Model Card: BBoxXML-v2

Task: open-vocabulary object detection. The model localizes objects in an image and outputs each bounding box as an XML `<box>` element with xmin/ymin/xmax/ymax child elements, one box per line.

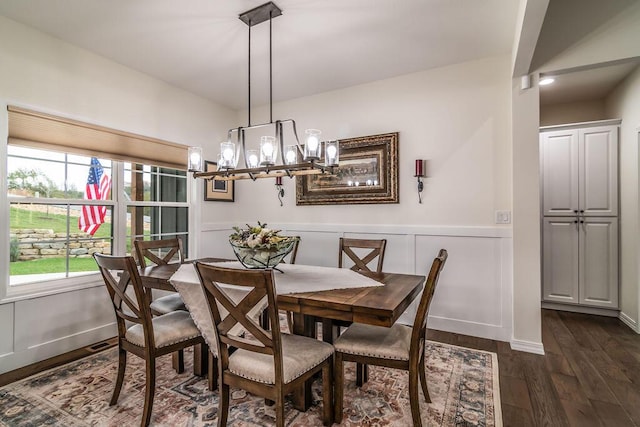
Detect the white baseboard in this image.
<box><xmin>619</xmin><ymin>311</ymin><xmax>639</xmax><ymax>333</ymax></box>
<box><xmin>542</xmin><ymin>302</ymin><xmax>620</xmax><ymax>317</ymax></box>
<box><xmin>510</xmin><ymin>339</ymin><xmax>545</xmax><ymax>355</ymax></box>
<box><xmin>427</xmin><ymin>316</ymin><xmax>511</xmax><ymax>343</ymax></box>
<box><xmin>0</xmin><ymin>323</ymin><xmax>116</xmax><ymax>374</ymax></box>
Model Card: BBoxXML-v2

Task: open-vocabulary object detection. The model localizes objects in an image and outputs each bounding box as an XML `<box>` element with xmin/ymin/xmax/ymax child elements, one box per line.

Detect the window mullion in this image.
<box><xmin>112</xmin><ymin>162</ymin><xmax>127</xmax><ymax>256</ymax></box>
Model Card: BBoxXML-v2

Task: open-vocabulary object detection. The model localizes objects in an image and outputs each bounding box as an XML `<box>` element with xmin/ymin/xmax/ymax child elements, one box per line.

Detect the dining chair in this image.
<box><xmin>282</xmin><ymin>236</ymin><xmax>300</xmax><ymax>332</ymax></box>
<box><xmin>333</xmin><ymin>249</ymin><xmax>447</xmax><ymax>427</ymax></box>
<box><xmin>94</xmin><ymin>253</ymin><xmax>206</xmax><ymax>427</ymax></box>
<box><xmin>338</xmin><ymin>237</ymin><xmax>387</xmax><ymax>273</ymax></box>
<box><xmin>134</xmin><ymin>237</ymin><xmax>187</xmax><ymax>316</ymax></box>
<box><xmin>332</xmin><ymin>237</ymin><xmax>387</xmax><ymax>384</ymax></box>
<box><xmin>195</xmin><ymin>262</ymin><xmax>335</xmax><ymax>427</ymax></box>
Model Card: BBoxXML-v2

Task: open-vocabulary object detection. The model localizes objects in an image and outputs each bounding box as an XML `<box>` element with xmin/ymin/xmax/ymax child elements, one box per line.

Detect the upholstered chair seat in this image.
<box><xmin>334</xmin><ymin>323</ymin><xmax>412</xmax><ymax>361</ymax></box>
<box><xmin>149</xmin><ymin>293</ymin><xmax>187</xmax><ymax>315</ymax></box>
<box><xmin>229</xmin><ymin>333</ymin><xmax>334</xmax><ymax>384</ymax></box>
<box><xmin>125</xmin><ymin>311</ymin><xmax>201</xmax><ymax>348</ymax></box>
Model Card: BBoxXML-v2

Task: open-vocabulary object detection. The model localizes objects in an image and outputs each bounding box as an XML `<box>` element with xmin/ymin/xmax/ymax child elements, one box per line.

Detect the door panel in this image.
<box><xmin>580</xmin><ymin>126</ymin><xmax>618</xmax><ymax>216</ymax></box>
<box><xmin>580</xmin><ymin>218</ymin><xmax>618</xmax><ymax>308</ymax></box>
<box><xmin>543</xmin><ymin>217</ymin><xmax>579</xmax><ymax>304</ymax></box>
<box><xmin>541</xmin><ymin>130</ymin><xmax>579</xmax><ymax>216</ymax></box>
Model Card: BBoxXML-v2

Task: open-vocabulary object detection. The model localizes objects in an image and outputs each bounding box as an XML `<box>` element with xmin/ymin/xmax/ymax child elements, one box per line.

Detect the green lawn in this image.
<box><xmin>10</xmin><ymin>206</ymin><xmax>112</xmax><ymax>238</ymax></box>
<box><xmin>11</xmin><ymin>206</ymin><xmax>116</xmax><ymax>275</ymax></box>
<box><xmin>10</xmin><ymin>257</ymin><xmax>99</xmax><ymax>275</ymax></box>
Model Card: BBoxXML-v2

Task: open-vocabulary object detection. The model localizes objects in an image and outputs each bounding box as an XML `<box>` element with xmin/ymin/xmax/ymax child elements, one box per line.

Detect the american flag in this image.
<box><xmin>79</xmin><ymin>157</ymin><xmax>111</xmax><ymax>235</ymax></box>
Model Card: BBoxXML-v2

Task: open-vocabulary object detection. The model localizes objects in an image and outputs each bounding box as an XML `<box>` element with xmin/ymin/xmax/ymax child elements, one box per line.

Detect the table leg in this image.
<box><xmin>321</xmin><ymin>318</ymin><xmax>339</xmax><ymax>344</ymax></box>
<box><xmin>292</xmin><ymin>313</ymin><xmax>313</xmax><ymax>412</ymax></box>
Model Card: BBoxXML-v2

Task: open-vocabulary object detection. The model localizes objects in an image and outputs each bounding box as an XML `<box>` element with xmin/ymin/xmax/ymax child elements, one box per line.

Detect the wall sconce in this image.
<box><xmin>275</xmin><ymin>176</ymin><xmax>284</xmax><ymax>207</ymax></box>
<box><xmin>415</xmin><ymin>159</ymin><xmax>425</xmax><ymax>203</ymax></box>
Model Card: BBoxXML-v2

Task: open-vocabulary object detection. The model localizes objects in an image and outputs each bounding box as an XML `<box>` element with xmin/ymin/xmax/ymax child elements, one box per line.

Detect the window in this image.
<box><xmin>7</xmin><ymin>145</ymin><xmax>189</xmax><ymax>288</ymax></box>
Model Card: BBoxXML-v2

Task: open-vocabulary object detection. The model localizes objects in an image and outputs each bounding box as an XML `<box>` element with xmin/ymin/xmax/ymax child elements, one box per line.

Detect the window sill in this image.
<box><xmin>0</xmin><ymin>273</ymin><xmax>105</xmax><ymax>304</ymax></box>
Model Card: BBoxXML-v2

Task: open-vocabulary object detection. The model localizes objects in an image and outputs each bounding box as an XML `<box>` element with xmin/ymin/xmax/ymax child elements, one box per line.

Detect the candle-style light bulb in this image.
<box><xmin>307</xmin><ymin>135</ymin><xmax>318</xmax><ymax>151</ymax></box>
<box><xmin>286</xmin><ymin>148</ymin><xmax>297</xmax><ymax>164</ymax></box>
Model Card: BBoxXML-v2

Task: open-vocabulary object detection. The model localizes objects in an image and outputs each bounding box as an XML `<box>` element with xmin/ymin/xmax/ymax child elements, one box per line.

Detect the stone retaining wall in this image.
<box><xmin>10</xmin><ymin>229</ymin><xmax>111</xmax><ymax>261</ymax></box>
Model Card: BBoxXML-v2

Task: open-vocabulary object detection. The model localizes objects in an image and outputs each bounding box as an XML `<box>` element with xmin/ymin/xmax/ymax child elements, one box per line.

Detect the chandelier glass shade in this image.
<box><xmin>187</xmin><ymin>1</ymin><xmax>339</xmax><ymax>181</ymax></box>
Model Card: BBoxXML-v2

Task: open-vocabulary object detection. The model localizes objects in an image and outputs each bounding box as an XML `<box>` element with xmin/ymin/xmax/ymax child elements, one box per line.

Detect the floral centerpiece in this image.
<box><xmin>229</xmin><ymin>222</ymin><xmax>298</xmax><ymax>269</ymax></box>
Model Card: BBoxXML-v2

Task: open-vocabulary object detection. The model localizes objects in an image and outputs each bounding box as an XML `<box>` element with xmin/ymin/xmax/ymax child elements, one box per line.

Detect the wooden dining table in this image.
<box><xmin>138</xmin><ymin>258</ymin><xmax>426</xmax><ymax>411</ymax></box>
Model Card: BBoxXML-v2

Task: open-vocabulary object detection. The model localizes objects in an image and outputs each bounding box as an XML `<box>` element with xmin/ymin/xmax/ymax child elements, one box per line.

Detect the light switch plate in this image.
<box><xmin>495</xmin><ymin>210</ymin><xmax>511</xmax><ymax>224</ymax></box>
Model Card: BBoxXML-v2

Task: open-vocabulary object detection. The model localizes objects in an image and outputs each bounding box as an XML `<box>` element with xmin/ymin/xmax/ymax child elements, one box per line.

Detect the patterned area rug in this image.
<box><xmin>0</xmin><ymin>341</ymin><xmax>501</xmax><ymax>426</ymax></box>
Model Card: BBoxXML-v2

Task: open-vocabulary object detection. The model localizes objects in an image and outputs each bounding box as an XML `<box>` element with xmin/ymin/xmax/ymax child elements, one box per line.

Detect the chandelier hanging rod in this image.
<box><xmin>186</xmin><ymin>2</ymin><xmax>340</xmax><ymax>179</ymax></box>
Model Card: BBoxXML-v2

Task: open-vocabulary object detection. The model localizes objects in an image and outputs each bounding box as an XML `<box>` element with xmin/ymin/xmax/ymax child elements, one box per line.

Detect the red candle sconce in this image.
<box><xmin>275</xmin><ymin>176</ymin><xmax>285</xmax><ymax>206</ymax></box>
<box><xmin>415</xmin><ymin>159</ymin><xmax>425</xmax><ymax>203</ymax></box>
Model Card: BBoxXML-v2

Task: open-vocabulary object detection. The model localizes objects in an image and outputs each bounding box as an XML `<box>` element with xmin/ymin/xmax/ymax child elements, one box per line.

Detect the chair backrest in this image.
<box><xmin>134</xmin><ymin>237</ymin><xmax>184</xmax><ymax>268</ymax></box>
<box><xmin>284</xmin><ymin>236</ymin><xmax>300</xmax><ymax>264</ymax></box>
<box><xmin>411</xmin><ymin>249</ymin><xmax>448</xmax><ymax>354</ymax></box>
<box><xmin>94</xmin><ymin>253</ymin><xmax>155</xmax><ymax>348</ymax></box>
<box><xmin>195</xmin><ymin>263</ymin><xmax>283</xmax><ymax>379</ymax></box>
<box><xmin>339</xmin><ymin>237</ymin><xmax>387</xmax><ymax>273</ymax></box>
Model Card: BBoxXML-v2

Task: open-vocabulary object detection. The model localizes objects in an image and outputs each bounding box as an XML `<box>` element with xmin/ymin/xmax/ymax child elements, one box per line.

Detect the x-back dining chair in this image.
<box><xmin>333</xmin><ymin>249</ymin><xmax>448</xmax><ymax>427</ymax></box>
<box><xmin>195</xmin><ymin>262</ymin><xmax>334</xmax><ymax>427</ymax></box>
<box><xmin>339</xmin><ymin>237</ymin><xmax>387</xmax><ymax>273</ymax></box>
<box><xmin>133</xmin><ymin>237</ymin><xmax>187</xmax><ymax>316</ymax></box>
<box><xmin>94</xmin><ymin>253</ymin><xmax>205</xmax><ymax>427</ymax></box>
<box><xmin>333</xmin><ymin>237</ymin><xmax>387</xmax><ymax>384</ymax></box>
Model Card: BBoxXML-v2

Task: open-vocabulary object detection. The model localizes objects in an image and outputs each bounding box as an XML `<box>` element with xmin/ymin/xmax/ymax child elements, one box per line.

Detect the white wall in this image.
<box><xmin>0</xmin><ymin>15</ymin><xmax>235</xmax><ymax>373</ymax></box>
<box><xmin>540</xmin><ymin>99</ymin><xmax>608</xmax><ymax>126</ymax></box>
<box><xmin>605</xmin><ymin>66</ymin><xmax>640</xmax><ymax>331</ymax></box>
<box><xmin>202</xmin><ymin>55</ymin><xmax>513</xmax><ymax>228</ymax></box>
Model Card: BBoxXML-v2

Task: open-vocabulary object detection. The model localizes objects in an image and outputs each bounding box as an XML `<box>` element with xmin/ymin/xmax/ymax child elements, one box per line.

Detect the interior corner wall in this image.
<box><xmin>605</xmin><ymin>66</ymin><xmax>640</xmax><ymax>332</ymax></box>
<box><xmin>511</xmin><ymin>75</ymin><xmax>543</xmax><ymax>352</ymax></box>
<box><xmin>0</xmin><ymin>15</ymin><xmax>235</xmax><ymax>373</ymax></box>
<box><xmin>540</xmin><ymin>99</ymin><xmax>608</xmax><ymax>126</ymax></box>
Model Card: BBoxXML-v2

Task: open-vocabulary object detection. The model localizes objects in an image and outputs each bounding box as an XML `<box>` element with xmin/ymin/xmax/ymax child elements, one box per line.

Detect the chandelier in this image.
<box><xmin>187</xmin><ymin>2</ymin><xmax>339</xmax><ymax>181</ymax></box>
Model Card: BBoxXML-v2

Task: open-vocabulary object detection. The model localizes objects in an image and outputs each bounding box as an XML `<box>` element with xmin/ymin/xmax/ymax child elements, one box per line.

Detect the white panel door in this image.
<box><xmin>541</xmin><ymin>130</ymin><xmax>579</xmax><ymax>216</ymax></box>
<box><xmin>542</xmin><ymin>217</ymin><xmax>580</xmax><ymax>304</ymax></box>
<box><xmin>580</xmin><ymin>218</ymin><xmax>618</xmax><ymax>308</ymax></box>
<box><xmin>580</xmin><ymin>126</ymin><xmax>618</xmax><ymax>216</ymax></box>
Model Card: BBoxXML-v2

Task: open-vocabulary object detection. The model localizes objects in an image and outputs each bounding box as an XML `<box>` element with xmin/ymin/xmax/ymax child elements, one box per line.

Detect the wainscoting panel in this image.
<box><xmin>200</xmin><ymin>223</ymin><xmax>513</xmax><ymax>342</ymax></box>
<box><xmin>0</xmin><ymin>303</ymin><xmax>14</xmax><ymax>357</ymax></box>
<box><xmin>0</xmin><ymin>286</ymin><xmax>116</xmax><ymax>373</ymax></box>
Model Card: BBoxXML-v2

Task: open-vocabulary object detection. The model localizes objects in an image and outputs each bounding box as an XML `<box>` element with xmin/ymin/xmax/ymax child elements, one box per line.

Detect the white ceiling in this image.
<box><xmin>0</xmin><ymin>0</ymin><xmax>519</xmax><ymax>110</ymax></box>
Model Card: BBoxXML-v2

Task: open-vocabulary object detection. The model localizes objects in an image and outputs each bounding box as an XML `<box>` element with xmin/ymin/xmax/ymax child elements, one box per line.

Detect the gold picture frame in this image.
<box><xmin>204</xmin><ymin>161</ymin><xmax>235</xmax><ymax>202</ymax></box>
<box><xmin>296</xmin><ymin>132</ymin><xmax>399</xmax><ymax>205</ymax></box>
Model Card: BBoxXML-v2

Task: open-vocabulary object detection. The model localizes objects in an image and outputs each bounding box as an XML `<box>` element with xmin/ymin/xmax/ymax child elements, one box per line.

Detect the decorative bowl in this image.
<box><xmin>229</xmin><ymin>237</ymin><xmax>298</xmax><ymax>269</ymax></box>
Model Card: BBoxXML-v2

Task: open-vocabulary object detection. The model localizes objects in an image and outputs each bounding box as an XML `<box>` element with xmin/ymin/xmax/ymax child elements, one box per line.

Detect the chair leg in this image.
<box><xmin>322</xmin><ymin>358</ymin><xmax>334</xmax><ymax>426</ymax></box>
<box><xmin>408</xmin><ymin>369</ymin><xmax>423</xmax><ymax>427</ymax></box>
<box><xmin>172</xmin><ymin>350</ymin><xmax>184</xmax><ymax>374</ymax></box>
<box><xmin>208</xmin><ymin>351</ymin><xmax>218</xmax><ymax>391</ymax></box>
<box><xmin>110</xmin><ymin>347</ymin><xmax>127</xmax><ymax>406</ymax></box>
<box><xmin>334</xmin><ymin>352</ymin><xmax>344</xmax><ymax>423</ymax></box>
<box><xmin>275</xmin><ymin>393</ymin><xmax>286</xmax><ymax>427</ymax></box>
<box><xmin>218</xmin><ymin>383</ymin><xmax>230</xmax><ymax>427</ymax></box>
<box><xmin>356</xmin><ymin>363</ymin><xmax>369</xmax><ymax>386</ymax></box>
<box><xmin>419</xmin><ymin>352</ymin><xmax>431</xmax><ymax>403</ymax></box>
<box><xmin>193</xmin><ymin>343</ymin><xmax>208</xmax><ymax>376</ymax></box>
<box><xmin>141</xmin><ymin>358</ymin><xmax>156</xmax><ymax>427</ymax></box>
<box><xmin>286</xmin><ymin>311</ymin><xmax>294</xmax><ymax>333</ymax></box>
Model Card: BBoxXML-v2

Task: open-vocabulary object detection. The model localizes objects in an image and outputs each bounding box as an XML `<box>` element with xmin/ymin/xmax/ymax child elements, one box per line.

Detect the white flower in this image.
<box><xmin>247</xmin><ymin>236</ymin><xmax>261</xmax><ymax>248</ymax></box>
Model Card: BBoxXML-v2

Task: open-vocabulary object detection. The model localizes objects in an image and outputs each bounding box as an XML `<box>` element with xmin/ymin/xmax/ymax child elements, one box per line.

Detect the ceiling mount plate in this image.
<box><xmin>239</xmin><ymin>2</ymin><xmax>282</xmax><ymax>27</ymax></box>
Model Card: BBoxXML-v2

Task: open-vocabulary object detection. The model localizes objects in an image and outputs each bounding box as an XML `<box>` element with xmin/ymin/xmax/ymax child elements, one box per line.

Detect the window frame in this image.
<box><xmin>1</xmin><ymin>104</ymin><xmax>197</xmax><ymax>302</ymax></box>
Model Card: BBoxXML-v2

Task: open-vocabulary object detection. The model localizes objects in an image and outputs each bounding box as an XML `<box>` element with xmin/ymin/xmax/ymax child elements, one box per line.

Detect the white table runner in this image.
<box><xmin>169</xmin><ymin>262</ymin><xmax>383</xmax><ymax>351</ymax></box>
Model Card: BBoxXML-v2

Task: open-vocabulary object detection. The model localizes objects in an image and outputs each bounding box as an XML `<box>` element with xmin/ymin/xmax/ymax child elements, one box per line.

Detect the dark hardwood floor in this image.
<box><xmin>2</xmin><ymin>309</ymin><xmax>639</xmax><ymax>426</ymax></box>
<box><xmin>429</xmin><ymin>309</ymin><xmax>640</xmax><ymax>427</ymax></box>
